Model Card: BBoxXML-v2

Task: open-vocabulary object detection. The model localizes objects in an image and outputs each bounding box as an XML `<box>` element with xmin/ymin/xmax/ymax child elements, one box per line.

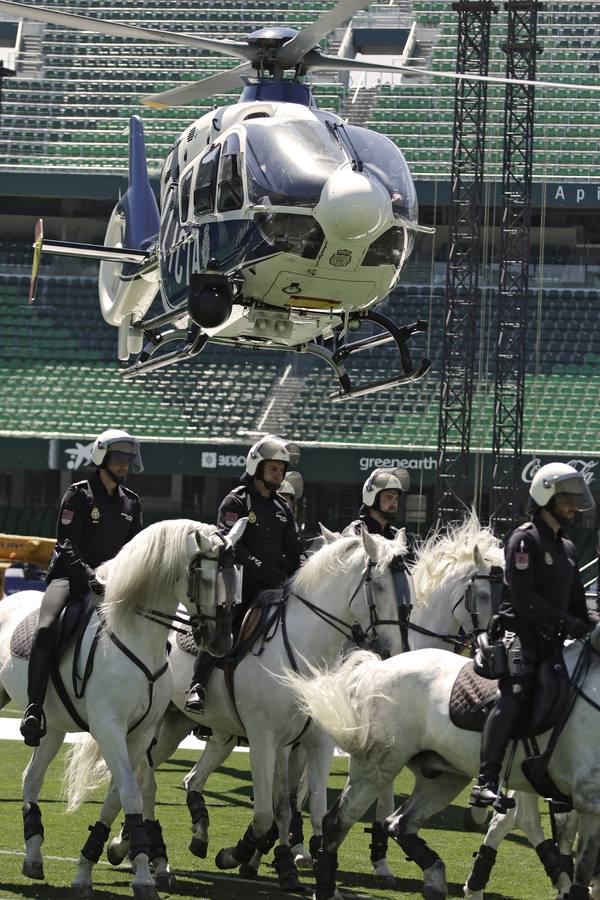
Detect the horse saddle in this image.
<box><xmin>10</xmin><ymin>595</ymin><xmax>96</xmax><ymax>661</ymax></box>
<box><xmin>449</xmin><ymin>656</ymin><xmax>571</xmax><ymax>737</ymax></box>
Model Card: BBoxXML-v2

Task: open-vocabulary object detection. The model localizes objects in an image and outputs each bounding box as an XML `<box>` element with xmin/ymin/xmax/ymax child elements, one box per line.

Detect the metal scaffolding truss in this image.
<box><xmin>490</xmin><ymin>0</ymin><xmax>541</xmax><ymax>531</ymax></box>
<box><xmin>435</xmin><ymin>0</ymin><xmax>496</xmax><ymax>525</ymax></box>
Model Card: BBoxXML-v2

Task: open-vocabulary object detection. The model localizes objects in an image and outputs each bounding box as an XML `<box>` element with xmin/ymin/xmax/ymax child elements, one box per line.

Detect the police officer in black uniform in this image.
<box><xmin>470</xmin><ymin>462</ymin><xmax>598</xmax><ymax>807</ymax></box>
<box><xmin>344</xmin><ymin>467</ymin><xmax>411</xmax><ymax>542</ymax></box>
<box><xmin>19</xmin><ymin>428</ymin><xmax>144</xmax><ymax>747</ymax></box>
<box><xmin>185</xmin><ymin>434</ymin><xmax>303</xmax><ymax>712</ymax></box>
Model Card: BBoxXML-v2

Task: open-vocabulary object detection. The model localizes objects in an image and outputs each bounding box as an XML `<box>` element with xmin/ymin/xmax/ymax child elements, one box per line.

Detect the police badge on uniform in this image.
<box><xmin>91</xmin><ymin>507</ymin><xmax>100</xmax><ymax>523</ymax></box>
<box><xmin>515</xmin><ymin>540</ymin><xmax>529</xmax><ymax>570</ymax></box>
<box><xmin>248</xmin><ymin>511</ymin><xmax>257</xmax><ymax>524</ymax></box>
<box><xmin>544</xmin><ymin>552</ymin><xmax>553</xmax><ymax>565</ymax></box>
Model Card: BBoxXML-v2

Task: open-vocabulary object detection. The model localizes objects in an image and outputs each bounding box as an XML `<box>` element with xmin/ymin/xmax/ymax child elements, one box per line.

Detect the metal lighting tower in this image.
<box><xmin>489</xmin><ymin>0</ymin><xmax>541</xmax><ymax>532</ymax></box>
<box><xmin>435</xmin><ymin>0</ymin><xmax>496</xmax><ymax>525</ymax></box>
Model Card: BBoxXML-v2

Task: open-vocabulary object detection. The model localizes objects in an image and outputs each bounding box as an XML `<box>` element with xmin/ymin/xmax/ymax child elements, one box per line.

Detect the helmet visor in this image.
<box><xmin>552</xmin><ymin>475</ymin><xmax>595</xmax><ymax>511</ymax></box>
<box><xmin>256</xmin><ymin>437</ymin><xmax>289</xmax><ymax>462</ymax></box>
<box><xmin>105</xmin><ymin>440</ymin><xmax>143</xmax><ymax>473</ymax></box>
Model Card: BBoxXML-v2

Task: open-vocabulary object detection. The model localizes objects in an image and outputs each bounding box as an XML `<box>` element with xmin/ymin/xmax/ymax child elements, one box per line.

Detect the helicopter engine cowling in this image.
<box><xmin>313</xmin><ymin>167</ymin><xmax>392</xmax><ymax>242</ymax></box>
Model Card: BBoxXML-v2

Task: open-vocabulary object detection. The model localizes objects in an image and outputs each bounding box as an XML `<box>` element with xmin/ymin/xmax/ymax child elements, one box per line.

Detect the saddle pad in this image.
<box><xmin>176</xmin><ymin>625</ymin><xmax>197</xmax><ymax>657</ymax></box>
<box><xmin>449</xmin><ymin>661</ymin><xmax>498</xmax><ymax>732</ymax></box>
<box><xmin>10</xmin><ymin>608</ymin><xmax>40</xmax><ymax>660</ymax></box>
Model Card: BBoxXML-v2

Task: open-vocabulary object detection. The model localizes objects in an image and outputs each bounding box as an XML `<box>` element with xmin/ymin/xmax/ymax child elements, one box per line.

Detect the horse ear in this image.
<box><xmin>361</xmin><ymin>527</ymin><xmax>379</xmax><ymax>562</ymax></box>
<box><xmin>227</xmin><ymin>517</ymin><xmax>248</xmax><ymax>546</ymax></box>
<box><xmin>394</xmin><ymin>527</ymin><xmax>407</xmax><ymax>552</ymax></box>
<box><xmin>319</xmin><ymin>522</ymin><xmax>340</xmax><ymax>544</ymax></box>
<box><xmin>474</xmin><ymin>544</ymin><xmax>484</xmax><ymax>568</ymax></box>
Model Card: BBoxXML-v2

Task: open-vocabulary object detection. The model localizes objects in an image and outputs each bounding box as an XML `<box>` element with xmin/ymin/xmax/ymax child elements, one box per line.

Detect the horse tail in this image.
<box><xmin>283</xmin><ymin>650</ymin><xmax>385</xmax><ymax>757</ymax></box>
<box><xmin>63</xmin><ymin>735</ymin><xmax>110</xmax><ymax>812</ymax></box>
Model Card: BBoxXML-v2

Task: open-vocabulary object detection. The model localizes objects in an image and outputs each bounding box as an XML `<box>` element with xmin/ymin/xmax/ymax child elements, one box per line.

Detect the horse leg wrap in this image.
<box><xmin>289</xmin><ymin>808</ymin><xmax>304</xmax><ymax>846</ymax></box>
<box><xmin>81</xmin><ymin>821</ymin><xmax>110</xmax><ymax>863</ymax></box>
<box><xmin>144</xmin><ymin>819</ymin><xmax>167</xmax><ymax>863</ymax></box>
<box><xmin>466</xmin><ymin>843</ymin><xmax>497</xmax><ymax>892</ymax></box>
<box><xmin>254</xmin><ymin>820</ymin><xmax>278</xmax><ymax>854</ymax></box>
<box><xmin>366</xmin><ymin>820</ymin><xmax>389</xmax><ymax>863</ymax></box>
<box><xmin>314</xmin><ymin>848</ymin><xmax>338</xmax><ymax>900</ymax></box>
<box><xmin>273</xmin><ymin>844</ymin><xmax>302</xmax><ymax>891</ymax></box>
<box><xmin>568</xmin><ymin>885</ymin><xmax>590</xmax><ymax>900</ymax></box>
<box><xmin>22</xmin><ymin>802</ymin><xmax>44</xmax><ymax>841</ymax></box>
<box><xmin>395</xmin><ymin>832</ymin><xmax>440</xmax><ymax>871</ymax></box>
<box><xmin>125</xmin><ymin>814</ymin><xmax>149</xmax><ymax>861</ymax></box>
<box><xmin>536</xmin><ymin>838</ymin><xmax>570</xmax><ymax>885</ymax></box>
<box><xmin>186</xmin><ymin>790</ymin><xmax>208</xmax><ymax>827</ymax></box>
<box><xmin>231</xmin><ymin>823</ymin><xmax>257</xmax><ymax>865</ymax></box>
<box><xmin>309</xmin><ymin>834</ymin><xmax>323</xmax><ymax>859</ymax></box>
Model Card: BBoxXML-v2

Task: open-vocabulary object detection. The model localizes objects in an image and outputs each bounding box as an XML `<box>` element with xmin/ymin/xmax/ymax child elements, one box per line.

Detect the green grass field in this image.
<box><xmin>0</xmin><ymin>736</ymin><xmax>558</xmax><ymax>900</ymax></box>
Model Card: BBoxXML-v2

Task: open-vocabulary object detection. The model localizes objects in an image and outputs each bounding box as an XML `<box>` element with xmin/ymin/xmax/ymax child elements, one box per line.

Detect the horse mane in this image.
<box><xmin>411</xmin><ymin>510</ymin><xmax>504</xmax><ymax>606</ymax></box>
<box><xmin>291</xmin><ymin>532</ymin><xmax>402</xmax><ymax>596</ymax></box>
<box><xmin>97</xmin><ymin>519</ymin><xmax>220</xmax><ymax>634</ymax></box>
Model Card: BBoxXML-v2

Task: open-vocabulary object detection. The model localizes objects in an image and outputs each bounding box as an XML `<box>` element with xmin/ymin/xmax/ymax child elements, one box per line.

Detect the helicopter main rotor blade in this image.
<box><xmin>143</xmin><ymin>62</ymin><xmax>254</xmax><ymax>108</ymax></box>
<box><xmin>0</xmin><ymin>0</ymin><xmax>252</xmax><ymax>58</ymax></box>
<box><xmin>304</xmin><ymin>49</ymin><xmax>600</xmax><ymax>93</ymax></box>
<box><xmin>277</xmin><ymin>0</ymin><xmax>369</xmax><ymax>67</ymax></box>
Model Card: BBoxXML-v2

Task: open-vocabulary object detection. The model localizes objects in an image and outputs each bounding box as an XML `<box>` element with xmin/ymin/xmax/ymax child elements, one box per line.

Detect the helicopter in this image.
<box><xmin>5</xmin><ymin>0</ymin><xmax>600</xmax><ymax>401</ymax></box>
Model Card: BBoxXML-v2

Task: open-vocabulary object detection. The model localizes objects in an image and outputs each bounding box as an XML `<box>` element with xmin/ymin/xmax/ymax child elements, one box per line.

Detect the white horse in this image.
<box><xmin>0</xmin><ymin>517</ymin><xmax>244</xmax><ymax>900</ymax></box>
<box><xmin>109</xmin><ymin>514</ymin><xmax>504</xmax><ymax>888</ymax></box>
<box><xmin>287</xmin><ymin>639</ymin><xmax>600</xmax><ymax>900</ymax></box>
<box><xmin>119</xmin><ymin>527</ymin><xmax>413</xmax><ymax>892</ymax></box>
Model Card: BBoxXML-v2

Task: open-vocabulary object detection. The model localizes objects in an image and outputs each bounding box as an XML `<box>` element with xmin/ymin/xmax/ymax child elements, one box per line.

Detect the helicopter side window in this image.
<box><xmin>179</xmin><ymin>169</ymin><xmax>193</xmax><ymax>225</ymax></box>
<box><xmin>217</xmin><ymin>134</ymin><xmax>244</xmax><ymax>213</ymax></box>
<box><xmin>194</xmin><ymin>145</ymin><xmax>221</xmax><ymax>216</ymax></box>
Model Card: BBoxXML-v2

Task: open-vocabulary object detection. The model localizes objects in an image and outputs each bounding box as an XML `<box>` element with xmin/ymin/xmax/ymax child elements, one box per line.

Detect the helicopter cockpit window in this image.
<box><xmin>194</xmin><ymin>145</ymin><xmax>221</xmax><ymax>216</ymax></box>
<box><xmin>245</xmin><ymin>120</ymin><xmax>346</xmax><ymax>207</ymax></box>
<box><xmin>217</xmin><ymin>134</ymin><xmax>244</xmax><ymax>213</ymax></box>
<box><xmin>179</xmin><ymin>169</ymin><xmax>193</xmax><ymax>224</ymax></box>
<box><xmin>340</xmin><ymin>125</ymin><xmax>418</xmax><ymax>224</ymax></box>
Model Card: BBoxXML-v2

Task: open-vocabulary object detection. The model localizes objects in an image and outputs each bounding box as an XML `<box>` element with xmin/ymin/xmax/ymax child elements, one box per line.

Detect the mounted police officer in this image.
<box><xmin>19</xmin><ymin>428</ymin><xmax>144</xmax><ymax>747</ymax></box>
<box><xmin>344</xmin><ymin>467</ymin><xmax>411</xmax><ymax>542</ymax></box>
<box><xmin>470</xmin><ymin>462</ymin><xmax>598</xmax><ymax>808</ymax></box>
<box><xmin>185</xmin><ymin>434</ymin><xmax>303</xmax><ymax>712</ymax></box>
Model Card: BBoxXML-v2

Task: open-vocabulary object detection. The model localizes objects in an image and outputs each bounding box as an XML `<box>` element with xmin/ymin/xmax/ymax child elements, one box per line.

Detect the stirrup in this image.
<box><xmin>184</xmin><ymin>685</ymin><xmax>207</xmax><ymax>713</ymax></box>
<box><xmin>20</xmin><ymin>704</ymin><xmax>47</xmax><ymax>747</ymax></box>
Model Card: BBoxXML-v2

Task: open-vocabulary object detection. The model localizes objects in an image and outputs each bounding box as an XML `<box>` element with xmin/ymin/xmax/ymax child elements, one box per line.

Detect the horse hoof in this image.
<box><xmin>292</xmin><ymin>844</ymin><xmax>312</xmax><ymax>869</ymax></box>
<box><xmin>71</xmin><ymin>886</ymin><xmax>94</xmax><ymax>900</ymax></box>
<box><xmin>107</xmin><ymin>840</ymin><xmax>128</xmax><ymax>866</ymax></box>
<box><xmin>22</xmin><ymin>859</ymin><xmax>44</xmax><ymax>880</ymax></box>
<box><xmin>189</xmin><ymin>836</ymin><xmax>208</xmax><ymax>858</ymax></box>
<box><xmin>279</xmin><ymin>873</ymin><xmax>305</xmax><ymax>893</ymax></box>
<box><xmin>155</xmin><ymin>871</ymin><xmax>176</xmax><ymax>892</ymax></box>
<box><xmin>132</xmin><ymin>886</ymin><xmax>160</xmax><ymax>900</ymax></box>
<box><xmin>239</xmin><ymin>863</ymin><xmax>258</xmax><ymax>879</ymax></box>
<box><xmin>215</xmin><ymin>848</ymin><xmax>238</xmax><ymax>870</ymax></box>
<box><xmin>423</xmin><ymin>888</ymin><xmax>446</xmax><ymax>900</ymax></box>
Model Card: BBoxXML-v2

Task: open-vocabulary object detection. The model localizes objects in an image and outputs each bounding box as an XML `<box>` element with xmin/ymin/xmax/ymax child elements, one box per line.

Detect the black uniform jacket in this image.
<box><xmin>344</xmin><ymin>512</ymin><xmax>399</xmax><ymax>540</ymax></box>
<box><xmin>498</xmin><ymin>513</ymin><xmax>598</xmax><ymax>640</ymax></box>
<box><xmin>217</xmin><ymin>480</ymin><xmax>302</xmax><ymax>603</ymax></box>
<box><xmin>46</xmin><ymin>471</ymin><xmax>143</xmax><ymax>589</ymax></box>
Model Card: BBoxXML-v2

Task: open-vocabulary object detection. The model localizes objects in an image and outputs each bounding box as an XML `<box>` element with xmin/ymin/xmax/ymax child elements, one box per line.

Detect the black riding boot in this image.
<box><xmin>469</xmin><ymin>692</ymin><xmax>521</xmax><ymax>808</ymax></box>
<box><xmin>20</xmin><ymin>628</ymin><xmax>56</xmax><ymax>747</ymax></box>
<box><xmin>185</xmin><ymin>651</ymin><xmax>217</xmax><ymax>713</ymax></box>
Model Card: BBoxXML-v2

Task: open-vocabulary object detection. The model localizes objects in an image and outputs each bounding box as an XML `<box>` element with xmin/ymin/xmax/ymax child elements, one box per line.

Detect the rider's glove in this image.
<box><xmin>88</xmin><ymin>576</ymin><xmax>105</xmax><ymax>597</ymax></box>
<box><xmin>565</xmin><ymin>617</ymin><xmax>590</xmax><ymax>640</ymax></box>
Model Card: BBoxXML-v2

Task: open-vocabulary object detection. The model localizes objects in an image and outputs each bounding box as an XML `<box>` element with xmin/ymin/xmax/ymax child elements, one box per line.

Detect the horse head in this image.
<box><xmin>456</xmin><ymin>543</ymin><xmax>504</xmax><ymax>637</ymax></box>
<box><xmin>357</xmin><ymin>527</ymin><xmax>415</xmax><ymax>659</ymax></box>
<box><xmin>184</xmin><ymin>519</ymin><xmax>247</xmax><ymax>658</ymax></box>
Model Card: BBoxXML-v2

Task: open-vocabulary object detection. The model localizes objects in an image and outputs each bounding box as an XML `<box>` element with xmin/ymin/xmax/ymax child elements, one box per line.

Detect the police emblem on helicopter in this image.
<box><xmin>329</xmin><ymin>250</ymin><xmax>352</xmax><ymax>268</ymax></box>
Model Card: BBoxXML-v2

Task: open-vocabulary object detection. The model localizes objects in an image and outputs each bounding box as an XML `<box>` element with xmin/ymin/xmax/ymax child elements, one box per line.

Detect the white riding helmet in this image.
<box><xmin>362</xmin><ymin>467</ymin><xmax>410</xmax><ymax>508</ymax></box>
<box><xmin>529</xmin><ymin>462</ymin><xmax>594</xmax><ymax>511</ymax></box>
<box><xmin>245</xmin><ymin>434</ymin><xmax>300</xmax><ymax>477</ymax></box>
<box><xmin>277</xmin><ymin>471</ymin><xmax>304</xmax><ymax>501</ymax></box>
<box><xmin>91</xmin><ymin>428</ymin><xmax>143</xmax><ymax>473</ymax></box>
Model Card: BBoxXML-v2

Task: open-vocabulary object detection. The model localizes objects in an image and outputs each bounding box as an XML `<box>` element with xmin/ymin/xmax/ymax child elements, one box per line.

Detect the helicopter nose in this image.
<box><xmin>314</xmin><ymin>168</ymin><xmax>391</xmax><ymax>241</ymax></box>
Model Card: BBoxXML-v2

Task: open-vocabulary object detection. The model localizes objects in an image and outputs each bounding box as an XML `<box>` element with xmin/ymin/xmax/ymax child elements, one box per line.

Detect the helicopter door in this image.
<box><xmin>217</xmin><ymin>133</ymin><xmax>244</xmax><ymax>213</ymax></box>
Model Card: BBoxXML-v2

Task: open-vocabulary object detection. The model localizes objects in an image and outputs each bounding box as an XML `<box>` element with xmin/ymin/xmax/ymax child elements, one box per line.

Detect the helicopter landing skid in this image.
<box><xmin>303</xmin><ymin>311</ymin><xmax>431</xmax><ymax>402</ymax></box>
